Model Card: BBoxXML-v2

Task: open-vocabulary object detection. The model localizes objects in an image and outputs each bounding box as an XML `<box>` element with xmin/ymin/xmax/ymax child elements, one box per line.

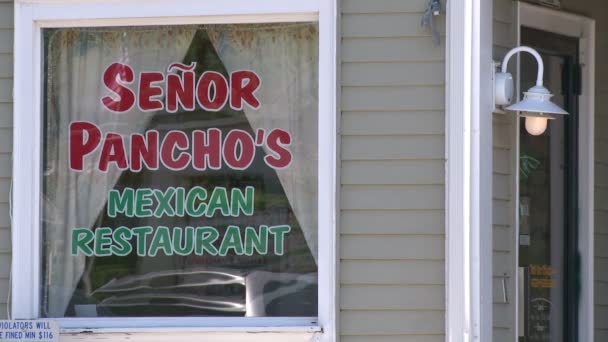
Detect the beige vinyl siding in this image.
<box><xmin>492</xmin><ymin>0</ymin><xmax>518</xmax><ymax>341</ymax></box>
<box><xmin>340</xmin><ymin>0</ymin><xmax>445</xmax><ymax>340</ymax></box>
<box><xmin>0</xmin><ymin>0</ymin><xmax>12</xmax><ymax>320</ymax></box>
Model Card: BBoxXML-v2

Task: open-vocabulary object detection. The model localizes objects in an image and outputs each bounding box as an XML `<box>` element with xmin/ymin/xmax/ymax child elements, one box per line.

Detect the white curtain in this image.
<box><xmin>207</xmin><ymin>23</ymin><xmax>319</xmax><ymax>262</ymax></box>
<box><xmin>44</xmin><ymin>27</ymin><xmax>196</xmax><ymax>317</ymax></box>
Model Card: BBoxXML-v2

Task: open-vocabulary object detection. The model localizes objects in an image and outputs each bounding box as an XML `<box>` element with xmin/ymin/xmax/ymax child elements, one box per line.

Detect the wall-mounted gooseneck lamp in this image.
<box><xmin>495</xmin><ymin>46</ymin><xmax>568</xmax><ymax>136</ymax></box>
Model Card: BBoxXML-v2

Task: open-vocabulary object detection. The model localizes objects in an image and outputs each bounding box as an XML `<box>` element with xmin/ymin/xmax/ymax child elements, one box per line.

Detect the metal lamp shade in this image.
<box><xmin>506</xmin><ymin>85</ymin><xmax>569</xmax><ymax>118</ymax></box>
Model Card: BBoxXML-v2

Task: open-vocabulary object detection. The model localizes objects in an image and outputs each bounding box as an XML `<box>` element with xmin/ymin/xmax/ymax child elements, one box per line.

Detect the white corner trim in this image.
<box><xmin>446</xmin><ymin>0</ymin><xmax>493</xmax><ymax>341</ymax></box>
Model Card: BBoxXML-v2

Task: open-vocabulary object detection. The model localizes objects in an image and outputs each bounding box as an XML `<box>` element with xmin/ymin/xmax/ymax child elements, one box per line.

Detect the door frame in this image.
<box><xmin>516</xmin><ymin>3</ymin><xmax>595</xmax><ymax>341</ymax></box>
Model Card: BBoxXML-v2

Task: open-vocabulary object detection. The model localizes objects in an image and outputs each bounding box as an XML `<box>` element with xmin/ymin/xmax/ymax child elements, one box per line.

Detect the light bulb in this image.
<box><xmin>525</xmin><ymin>116</ymin><xmax>548</xmax><ymax>136</ymax></box>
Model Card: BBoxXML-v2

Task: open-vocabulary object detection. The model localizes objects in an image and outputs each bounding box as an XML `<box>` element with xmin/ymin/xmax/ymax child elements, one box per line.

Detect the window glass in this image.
<box><xmin>41</xmin><ymin>23</ymin><xmax>318</xmax><ymax>318</ymax></box>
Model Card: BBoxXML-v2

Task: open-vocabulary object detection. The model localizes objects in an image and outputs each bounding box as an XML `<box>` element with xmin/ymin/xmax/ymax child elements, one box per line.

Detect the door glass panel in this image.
<box><xmin>519</xmin><ymin>52</ymin><xmax>567</xmax><ymax>341</ymax></box>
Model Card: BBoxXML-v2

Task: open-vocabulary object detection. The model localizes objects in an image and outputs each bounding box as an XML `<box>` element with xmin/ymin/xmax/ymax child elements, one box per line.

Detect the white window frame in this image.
<box><xmin>12</xmin><ymin>0</ymin><xmax>338</xmax><ymax>340</ymax></box>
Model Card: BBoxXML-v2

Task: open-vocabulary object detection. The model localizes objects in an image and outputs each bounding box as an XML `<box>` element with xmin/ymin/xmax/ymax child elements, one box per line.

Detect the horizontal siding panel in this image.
<box><xmin>342</xmin><ymin>37</ymin><xmax>445</xmax><ymax>63</ymax></box>
<box><xmin>342</xmin><ymin>0</ymin><xmax>430</xmax><ymax>14</ymax></box>
<box><xmin>597</xmin><ymin>236</ymin><xmax>608</xmax><ymax>258</ymax></box>
<box><xmin>341</xmin><ymin>285</ymin><xmax>444</xmax><ymax>310</ymax></box>
<box><xmin>494</xmin><ymin>148</ymin><xmax>512</xmax><ymax>174</ymax></box>
<box><xmin>0</xmin><ymin>54</ymin><xmax>12</xmax><ymax>78</ymax></box>
<box><xmin>342</xmin><ymin>160</ymin><xmax>444</xmax><ymax>185</ymax></box>
<box><xmin>493</xmin><ymin>252</ymin><xmax>513</xmax><ymax>277</ymax></box>
<box><xmin>493</xmin><ymin>199</ymin><xmax>512</xmax><ymax>226</ymax></box>
<box><xmin>493</xmin><ymin>328</ymin><xmax>513</xmax><ymax>342</ymax></box>
<box><xmin>342</xmin><ymin>86</ymin><xmax>444</xmax><ymax>111</ymax></box>
<box><xmin>341</xmin><ymin>311</ymin><xmax>444</xmax><ymax>335</ymax></box>
<box><xmin>0</xmin><ymin>253</ymin><xmax>9</xmax><ymax>278</ymax></box>
<box><xmin>342</xmin><ymin>62</ymin><xmax>444</xmax><ymax>87</ymax></box>
<box><xmin>596</xmin><ymin>329</ymin><xmax>608</xmax><ymax>342</ymax></box>
<box><xmin>494</xmin><ymin>0</ymin><xmax>514</xmax><ymax>24</ymax></box>
<box><xmin>341</xmin><ymin>260</ymin><xmax>444</xmax><ymax>285</ymax></box>
<box><xmin>342</xmin><ymin>112</ymin><xmax>444</xmax><ymax>135</ymax></box>
<box><xmin>0</xmin><ymin>4</ymin><xmax>11</xmax><ymax>29</ymax></box>
<box><xmin>342</xmin><ymin>135</ymin><xmax>444</xmax><ymax>160</ymax></box>
<box><xmin>0</xmin><ymin>154</ymin><xmax>10</xmax><ymax>177</ymax></box>
<box><xmin>597</xmin><ymin>163</ymin><xmax>608</xmax><ymax>187</ymax></box>
<box><xmin>0</xmin><ymin>128</ymin><xmax>11</xmax><ymax>153</ymax></box>
<box><xmin>341</xmin><ymin>235</ymin><xmax>444</xmax><ymax>260</ymax></box>
<box><xmin>341</xmin><ymin>336</ymin><xmax>444</xmax><ymax>342</ymax></box>
<box><xmin>493</xmin><ymin>122</ymin><xmax>512</xmax><ymax>148</ymax></box>
<box><xmin>493</xmin><ymin>227</ymin><xmax>513</xmax><ymax>253</ymax></box>
<box><xmin>596</xmin><ymin>257</ymin><xmax>608</xmax><ymax>283</ymax></box>
<box><xmin>342</xmin><ymin>13</ymin><xmax>445</xmax><ymax>38</ymax></box>
<box><xmin>596</xmin><ymin>306</ymin><xmax>608</xmax><ymax>330</ymax></box>
<box><xmin>596</xmin><ymin>211</ymin><xmax>608</xmax><ymax>235</ymax></box>
<box><xmin>493</xmin><ymin>303</ymin><xmax>514</xmax><ymax>328</ymax></box>
<box><xmin>0</xmin><ymin>278</ymin><xmax>7</xmax><ymax>303</ymax></box>
<box><xmin>0</xmin><ymin>30</ymin><xmax>11</xmax><ymax>54</ymax></box>
<box><xmin>493</xmin><ymin>21</ymin><xmax>514</xmax><ymax>48</ymax></box>
<box><xmin>0</xmin><ymin>178</ymin><xmax>8</xmax><ymax>203</ymax></box>
<box><xmin>597</xmin><ymin>141</ymin><xmax>608</xmax><ymax>164</ymax></box>
<box><xmin>598</xmin><ymin>187</ymin><xmax>608</xmax><ymax>211</ymax></box>
<box><xmin>341</xmin><ymin>210</ymin><xmax>444</xmax><ymax>235</ymax></box>
<box><xmin>0</xmin><ymin>79</ymin><xmax>11</xmax><ymax>103</ymax></box>
<box><xmin>0</xmin><ymin>104</ymin><xmax>11</xmax><ymax>128</ymax></box>
<box><xmin>0</xmin><ymin>203</ymin><xmax>8</xmax><ymax>228</ymax></box>
<box><xmin>596</xmin><ymin>281</ymin><xmax>608</xmax><ymax>306</ymax></box>
<box><xmin>493</xmin><ymin>174</ymin><xmax>511</xmax><ymax>200</ymax></box>
<box><xmin>0</xmin><ymin>227</ymin><xmax>9</xmax><ymax>252</ymax></box>
<box><xmin>341</xmin><ymin>185</ymin><xmax>444</xmax><ymax>210</ymax></box>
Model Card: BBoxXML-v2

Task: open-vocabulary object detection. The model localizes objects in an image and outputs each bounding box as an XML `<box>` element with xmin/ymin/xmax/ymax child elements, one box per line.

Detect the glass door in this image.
<box><xmin>518</xmin><ymin>27</ymin><xmax>580</xmax><ymax>342</ymax></box>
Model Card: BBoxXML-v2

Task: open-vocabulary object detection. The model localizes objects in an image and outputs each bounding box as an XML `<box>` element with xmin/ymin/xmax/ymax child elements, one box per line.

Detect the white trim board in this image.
<box><xmin>445</xmin><ymin>0</ymin><xmax>494</xmax><ymax>340</ymax></box>
<box><xmin>12</xmin><ymin>0</ymin><xmax>338</xmax><ymax>340</ymax></box>
<box><xmin>517</xmin><ymin>3</ymin><xmax>595</xmax><ymax>342</ymax></box>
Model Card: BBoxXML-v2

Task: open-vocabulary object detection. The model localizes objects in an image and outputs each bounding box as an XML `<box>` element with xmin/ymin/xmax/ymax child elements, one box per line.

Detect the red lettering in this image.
<box><xmin>230</xmin><ymin>71</ymin><xmax>261</xmax><ymax>110</ymax></box>
<box><xmin>101</xmin><ymin>63</ymin><xmax>136</xmax><ymax>113</ymax></box>
<box><xmin>131</xmin><ymin>131</ymin><xmax>159</xmax><ymax>171</ymax></box>
<box><xmin>223</xmin><ymin>129</ymin><xmax>255</xmax><ymax>170</ymax></box>
<box><xmin>161</xmin><ymin>131</ymin><xmax>190</xmax><ymax>170</ymax></box>
<box><xmin>98</xmin><ymin>133</ymin><xmax>128</xmax><ymax>172</ymax></box>
<box><xmin>69</xmin><ymin>121</ymin><xmax>102</xmax><ymax>171</ymax></box>
<box><xmin>139</xmin><ymin>72</ymin><xmax>164</xmax><ymax>111</ymax></box>
<box><xmin>166</xmin><ymin>71</ymin><xmax>195</xmax><ymax>113</ymax></box>
<box><xmin>264</xmin><ymin>129</ymin><xmax>292</xmax><ymax>169</ymax></box>
<box><xmin>192</xmin><ymin>129</ymin><xmax>222</xmax><ymax>170</ymax></box>
<box><xmin>197</xmin><ymin>71</ymin><xmax>229</xmax><ymax>111</ymax></box>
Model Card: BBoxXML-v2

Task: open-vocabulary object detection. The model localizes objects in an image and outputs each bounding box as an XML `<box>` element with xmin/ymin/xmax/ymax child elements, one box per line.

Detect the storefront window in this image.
<box><xmin>41</xmin><ymin>23</ymin><xmax>319</xmax><ymax>318</ymax></box>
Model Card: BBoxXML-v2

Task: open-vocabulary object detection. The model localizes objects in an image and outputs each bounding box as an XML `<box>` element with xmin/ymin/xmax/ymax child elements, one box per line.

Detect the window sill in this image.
<box><xmin>56</xmin><ymin>317</ymin><xmax>321</xmax><ymax>334</ymax></box>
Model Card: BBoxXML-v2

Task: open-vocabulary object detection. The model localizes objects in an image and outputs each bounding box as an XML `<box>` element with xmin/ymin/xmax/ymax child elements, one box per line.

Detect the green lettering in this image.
<box><xmin>135</xmin><ymin>188</ymin><xmax>154</xmax><ymax>217</ymax></box>
<box><xmin>244</xmin><ymin>225</ymin><xmax>268</xmax><ymax>255</ymax></box>
<box><xmin>111</xmin><ymin>226</ymin><xmax>133</xmax><ymax>256</ymax></box>
<box><xmin>107</xmin><ymin>188</ymin><xmax>134</xmax><ymax>217</ymax></box>
<box><xmin>132</xmin><ymin>226</ymin><xmax>154</xmax><ymax>256</ymax></box>
<box><xmin>94</xmin><ymin>227</ymin><xmax>113</xmax><ymax>257</ymax></box>
<box><xmin>206</xmin><ymin>187</ymin><xmax>230</xmax><ymax>217</ymax></box>
<box><xmin>153</xmin><ymin>188</ymin><xmax>175</xmax><ymax>217</ymax></box>
<box><xmin>175</xmin><ymin>187</ymin><xmax>185</xmax><ymax>217</ymax></box>
<box><xmin>195</xmin><ymin>226</ymin><xmax>219</xmax><ymax>255</ymax></box>
<box><xmin>186</xmin><ymin>186</ymin><xmax>207</xmax><ymax>217</ymax></box>
<box><xmin>219</xmin><ymin>225</ymin><xmax>244</xmax><ymax>256</ymax></box>
<box><xmin>148</xmin><ymin>226</ymin><xmax>173</xmax><ymax>257</ymax></box>
<box><xmin>268</xmin><ymin>225</ymin><xmax>291</xmax><ymax>256</ymax></box>
<box><xmin>71</xmin><ymin>228</ymin><xmax>94</xmax><ymax>256</ymax></box>
<box><xmin>231</xmin><ymin>186</ymin><xmax>254</xmax><ymax>216</ymax></box>
<box><xmin>173</xmin><ymin>227</ymin><xmax>194</xmax><ymax>256</ymax></box>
